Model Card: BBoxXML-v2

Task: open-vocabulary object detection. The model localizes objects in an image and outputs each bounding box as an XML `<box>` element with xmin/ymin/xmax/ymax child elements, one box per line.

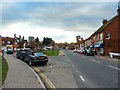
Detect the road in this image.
<box><xmin>49</xmin><ymin>50</ymin><xmax>119</xmax><ymax>88</ymax></box>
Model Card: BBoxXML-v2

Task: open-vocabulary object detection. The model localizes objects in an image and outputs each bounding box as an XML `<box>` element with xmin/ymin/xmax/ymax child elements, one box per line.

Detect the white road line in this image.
<box><xmin>76</xmin><ymin>71</ymin><xmax>79</xmax><ymax>73</ymax></box>
<box><xmin>90</xmin><ymin>59</ymin><xmax>101</xmax><ymax>63</ymax></box>
<box><xmin>80</xmin><ymin>76</ymin><xmax>85</xmax><ymax>82</ymax></box>
<box><xmin>72</xmin><ymin>64</ymin><xmax>74</xmax><ymax>66</ymax></box>
<box><xmin>108</xmin><ymin>65</ymin><xmax>120</xmax><ymax>71</ymax></box>
<box><xmin>65</xmin><ymin>54</ymin><xmax>70</xmax><ymax>61</ymax></box>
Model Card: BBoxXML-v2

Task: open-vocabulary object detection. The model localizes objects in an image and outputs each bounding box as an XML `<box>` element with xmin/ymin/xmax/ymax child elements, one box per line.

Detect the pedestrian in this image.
<box><xmin>84</xmin><ymin>49</ymin><xmax>87</xmax><ymax>56</ymax></box>
<box><xmin>98</xmin><ymin>51</ymin><xmax>100</xmax><ymax>56</ymax></box>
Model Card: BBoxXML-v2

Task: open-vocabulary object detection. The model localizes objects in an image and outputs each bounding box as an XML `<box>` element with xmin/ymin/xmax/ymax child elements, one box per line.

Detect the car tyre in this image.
<box><xmin>16</xmin><ymin>56</ymin><xmax>19</xmax><ymax>59</ymax></box>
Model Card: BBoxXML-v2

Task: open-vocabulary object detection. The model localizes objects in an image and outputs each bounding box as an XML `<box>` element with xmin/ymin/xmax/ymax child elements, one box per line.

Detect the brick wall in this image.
<box><xmin>103</xmin><ymin>16</ymin><xmax>119</xmax><ymax>55</ymax></box>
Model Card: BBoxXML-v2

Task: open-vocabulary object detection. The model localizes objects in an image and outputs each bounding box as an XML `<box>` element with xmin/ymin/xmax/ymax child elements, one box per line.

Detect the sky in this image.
<box><xmin>0</xmin><ymin>0</ymin><xmax>119</xmax><ymax>43</ymax></box>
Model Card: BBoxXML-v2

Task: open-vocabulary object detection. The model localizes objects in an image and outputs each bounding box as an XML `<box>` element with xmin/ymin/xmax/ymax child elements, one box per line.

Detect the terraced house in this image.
<box><xmin>80</xmin><ymin>7</ymin><xmax>120</xmax><ymax>57</ymax></box>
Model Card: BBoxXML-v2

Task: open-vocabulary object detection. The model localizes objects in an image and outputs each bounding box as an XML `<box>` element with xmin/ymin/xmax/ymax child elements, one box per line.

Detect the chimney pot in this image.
<box><xmin>103</xmin><ymin>19</ymin><xmax>108</xmax><ymax>25</ymax></box>
<box><xmin>14</xmin><ymin>34</ymin><xmax>16</xmax><ymax>38</ymax></box>
<box><xmin>117</xmin><ymin>7</ymin><xmax>120</xmax><ymax>15</ymax></box>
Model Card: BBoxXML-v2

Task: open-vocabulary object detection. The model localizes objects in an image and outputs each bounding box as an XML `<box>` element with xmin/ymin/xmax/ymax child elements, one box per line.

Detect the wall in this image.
<box><xmin>103</xmin><ymin>16</ymin><xmax>119</xmax><ymax>55</ymax></box>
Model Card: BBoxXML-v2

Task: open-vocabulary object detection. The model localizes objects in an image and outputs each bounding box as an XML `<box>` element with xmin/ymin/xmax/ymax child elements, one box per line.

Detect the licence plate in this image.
<box><xmin>39</xmin><ymin>57</ymin><xmax>45</xmax><ymax>59</ymax></box>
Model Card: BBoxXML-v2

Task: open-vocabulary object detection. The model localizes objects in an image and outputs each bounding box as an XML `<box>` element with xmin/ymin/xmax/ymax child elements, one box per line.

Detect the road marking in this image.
<box><xmin>34</xmin><ymin>68</ymin><xmax>40</xmax><ymax>72</ymax></box>
<box><xmin>80</xmin><ymin>76</ymin><xmax>85</xmax><ymax>82</ymax></box>
<box><xmin>40</xmin><ymin>73</ymin><xmax>56</xmax><ymax>89</ymax></box>
<box><xmin>76</xmin><ymin>71</ymin><xmax>79</xmax><ymax>73</ymax></box>
<box><xmin>90</xmin><ymin>59</ymin><xmax>101</xmax><ymax>63</ymax></box>
<box><xmin>108</xmin><ymin>65</ymin><xmax>120</xmax><ymax>71</ymax></box>
<box><xmin>72</xmin><ymin>64</ymin><xmax>74</xmax><ymax>66</ymax></box>
<box><xmin>65</xmin><ymin>54</ymin><xmax>70</xmax><ymax>61</ymax></box>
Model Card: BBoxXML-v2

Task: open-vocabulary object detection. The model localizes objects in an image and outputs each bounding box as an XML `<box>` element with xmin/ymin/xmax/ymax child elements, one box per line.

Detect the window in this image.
<box><xmin>8</xmin><ymin>41</ymin><xmax>10</xmax><ymax>44</ymax></box>
<box><xmin>100</xmin><ymin>48</ymin><xmax>104</xmax><ymax>53</ymax></box>
<box><xmin>100</xmin><ymin>33</ymin><xmax>103</xmax><ymax>40</ymax></box>
<box><xmin>106</xmin><ymin>32</ymin><xmax>110</xmax><ymax>39</ymax></box>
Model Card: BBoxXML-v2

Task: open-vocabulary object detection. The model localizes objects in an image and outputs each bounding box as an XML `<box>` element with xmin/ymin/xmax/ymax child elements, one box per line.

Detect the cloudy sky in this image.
<box><xmin>0</xmin><ymin>0</ymin><xmax>119</xmax><ymax>43</ymax></box>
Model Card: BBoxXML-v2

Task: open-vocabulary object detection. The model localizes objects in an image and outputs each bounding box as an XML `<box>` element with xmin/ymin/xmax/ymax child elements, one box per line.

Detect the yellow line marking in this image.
<box><xmin>41</xmin><ymin>73</ymin><xmax>56</xmax><ymax>88</ymax></box>
<box><xmin>40</xmin><ymin>73</ymin><xmax>56</xmax><ymax>89</ymax></box>
<box><xmin>40</xmin><ymin>74</ymin><xmax>55</xmax><ymax>89</ymax></box>
<box><xmin>34</xmin><ymin>68</ymin><xmax>56</xmax><ymax>89</ymax></box>
<box><xmin>34</xmin><ymin>68</ymin><xmax>40</xmax><ymax>72</ymax></box>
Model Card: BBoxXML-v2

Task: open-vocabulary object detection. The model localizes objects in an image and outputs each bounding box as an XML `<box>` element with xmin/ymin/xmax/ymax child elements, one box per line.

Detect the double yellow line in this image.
<box><xmin>34</xmin><ymin>68</ymin><xmax>56</xmax><ymax>90</ymax></box>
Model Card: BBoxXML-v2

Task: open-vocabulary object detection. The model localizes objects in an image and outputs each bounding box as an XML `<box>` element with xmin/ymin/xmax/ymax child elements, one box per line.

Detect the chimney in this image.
<box><xmin>117</xmin><ymin>2</ymin><xmax>120</xmax><ymax>15</ymax></box>
<box><xmin>14</xmin><ymin>34</ymin><xmax>16</xmax><ymax>38</ymax></box>
<box><xmin>22</xmin><ymin>36</ymin><xmax>24</xmax><ymax>40</ymax></box>
<box><xmin>103</xmin><ymin>19</ymin><xmax>108</xmax><ymax>25</ymax></box>
<box><xmin>19</xmin><ymin>35</ymin><xmax>21</xmax><ymax>41</ymax></box>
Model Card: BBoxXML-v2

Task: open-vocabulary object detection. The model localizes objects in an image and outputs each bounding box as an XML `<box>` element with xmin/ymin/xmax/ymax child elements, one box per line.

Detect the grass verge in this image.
<box><xmin>41</xmin><ymin>50</ymin><xmax>60</xmax><ymax>56</ymax></box>
<box><xmin>0</xmin><ymin>55</ymin><xmax>8</xmax><ymax>86</ymax></box>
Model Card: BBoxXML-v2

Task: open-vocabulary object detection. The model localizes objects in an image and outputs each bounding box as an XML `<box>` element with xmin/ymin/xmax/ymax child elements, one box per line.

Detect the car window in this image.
<box><xmin>34</xmin><ymin>52</ymin><xmax>44</xmax><ymax>56</ymax></box>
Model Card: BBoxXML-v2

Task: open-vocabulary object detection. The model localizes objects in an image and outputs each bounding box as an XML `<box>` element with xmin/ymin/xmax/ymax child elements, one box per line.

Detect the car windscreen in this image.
<box><xmin>34</xmin><ymin>52</ymin><xmax>44</xmax><ymax>56</ymax></box>
<box><xmin>22</xmin><ymin>50</ymin><xmax>31</xmax><ymax>52</ymax></box>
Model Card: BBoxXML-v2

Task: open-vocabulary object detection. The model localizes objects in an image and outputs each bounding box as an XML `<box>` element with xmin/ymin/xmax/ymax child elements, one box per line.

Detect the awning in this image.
<box><xmin>94</xmin><ymin>43</ymin><xmax>104</xmax><ymax>48</ymax></box>
<box><xmin>90</xmin><ymin>45</ymin><xmax>94</xmax><ymax>48</ymax></box>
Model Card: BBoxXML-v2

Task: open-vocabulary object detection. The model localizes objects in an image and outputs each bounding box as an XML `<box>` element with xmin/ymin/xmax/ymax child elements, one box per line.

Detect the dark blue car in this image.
<box><xmin>24</xmin><ymin>52</ymin><xmax>48</xmax><ymax>66</ymax></box>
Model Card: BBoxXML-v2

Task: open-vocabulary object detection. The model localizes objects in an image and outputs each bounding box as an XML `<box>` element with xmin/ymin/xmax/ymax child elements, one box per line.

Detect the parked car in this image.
<box><xmin>73</xmin><ymin>49</ymin><xmax>79</xmax><ymax>53</ymax></box>
<box><xmin>7</xmin><ymin>49</ymin><xmax>13</xmax><ymax>54</ymax></box>
<box><xmin>24</xmin><ymin>52</ymin><xmax>48</xmax><ymax>66</ymax></box>
<box><xmin>76</xmin><ymin>50</ymin><xmax>83</xmax><ymax>54</ymax></box>
<box><xmin>16</xmin><ymin>48</ymin><xmax>32</xmax><ymax>60</ymax></box>
<box><xmin>86</xmin><ymin>50</ymin><xmax>94</xmax><ymax>56</ymax></box>
<box><xmin>82</xmin><ymin>50</ymin><xmax>85</xmax><ymax>54</ymax></box>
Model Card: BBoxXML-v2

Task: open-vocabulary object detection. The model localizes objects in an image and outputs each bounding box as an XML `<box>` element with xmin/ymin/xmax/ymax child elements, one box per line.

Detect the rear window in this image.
<box><xmin>34</xmin><ymin>52</ymin><xmax>44</xmax><ymax>56</ymax></box>
<box><xmin>21</xmin><ymin>49</ymin><xmax>31</xmax><ymax>52</ymax></box>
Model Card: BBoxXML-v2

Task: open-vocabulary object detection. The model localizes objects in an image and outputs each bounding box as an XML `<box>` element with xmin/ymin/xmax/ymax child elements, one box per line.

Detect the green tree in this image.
<box><xmin>35</xmin><ymin>37</ymin><xmax>39</xmax><ymax>42</ymax></box>
<box><xmin>42</xmin><ymin>37</ymin><xmax>55</xmax><ymax>46</ymax></box>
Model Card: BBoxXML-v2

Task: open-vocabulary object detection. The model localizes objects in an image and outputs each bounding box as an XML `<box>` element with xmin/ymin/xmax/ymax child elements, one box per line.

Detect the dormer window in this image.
<box><xmin>106</xmin><ymin>32</ymin><xmax>110</xmax><ymax>39</ymax></box>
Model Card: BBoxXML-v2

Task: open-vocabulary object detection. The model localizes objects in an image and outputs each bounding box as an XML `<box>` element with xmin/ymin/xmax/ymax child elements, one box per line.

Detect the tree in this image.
<box><xmin>42</xmin><ymin>37</ymin><xmax>55</xmax><ymax>46</ymax></box>
<box><xmin>35</xmin><ymin>37</ymin><xmax>39</xmax><ymax>43</ymax></box>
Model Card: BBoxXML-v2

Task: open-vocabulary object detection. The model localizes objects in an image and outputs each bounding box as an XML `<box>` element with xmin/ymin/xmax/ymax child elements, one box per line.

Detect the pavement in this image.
<box><xmin>58</xmin><ymin>50</ymin><xmax>65</xmax><ymax>56</ymax></box>
<box><xmin>95</xmin><ymin>55</ymin><xmax>119</xmax><ymax>61</ymax></box>
<box><xmin>1</xmin><ymin>53</ymin><xmax>45</xmax><ymax>88</ymax></box>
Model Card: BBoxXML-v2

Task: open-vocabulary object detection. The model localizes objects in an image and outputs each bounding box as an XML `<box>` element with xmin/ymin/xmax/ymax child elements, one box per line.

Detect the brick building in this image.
<box><xmin>77</xmin><ymin>7</ymin><xmax>120</xmax><ymax>56</ymax></box>
<box><xmin>1</xmin><ymin>34</ymin><xmax>27</xmax><ymax>50</ymax></box>
<box><xmin>103</xmin><ymin>10</ymin><xmax>120</xmax><ymax>55</ymax></box>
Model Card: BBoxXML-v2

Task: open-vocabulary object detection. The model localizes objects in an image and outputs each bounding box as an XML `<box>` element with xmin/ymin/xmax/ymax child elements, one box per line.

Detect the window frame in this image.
<box><xmin>106</xmin><ymin>32</ymin><xmax>110</xmax><ymax>40</ymax></box>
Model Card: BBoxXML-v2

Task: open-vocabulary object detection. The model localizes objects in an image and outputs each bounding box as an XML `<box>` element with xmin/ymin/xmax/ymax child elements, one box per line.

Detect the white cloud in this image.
<box><xmin>1</xmin><ymin>2</ymin><xmax>118</xmax><ymax>43</ymax></box>
<box><xmin>1</xmin><ymin>22</ymin><xmax>84</xmax><ymax>43</ymax></box>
